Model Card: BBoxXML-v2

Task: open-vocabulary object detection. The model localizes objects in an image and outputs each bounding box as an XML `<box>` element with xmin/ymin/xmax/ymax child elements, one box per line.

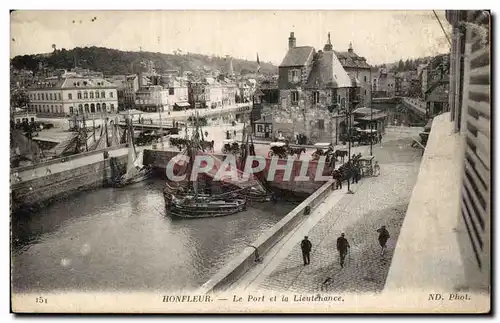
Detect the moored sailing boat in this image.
<box><xmin>163</xmin><ymin>112</ymin><xmax>246</xmax><ymax>219</ymax></box>
<box><xmin>234</xmin><ymin>122</ymin><xmax>273</xmax><ymax>202</ymax></box>
<box><xmin>113</xmin><ymin>118</ymin><xmax>152</xmax><ymax>187</ymax></box>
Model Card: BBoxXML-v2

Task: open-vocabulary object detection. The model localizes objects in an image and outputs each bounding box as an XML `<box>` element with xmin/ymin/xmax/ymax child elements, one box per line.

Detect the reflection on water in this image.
<box><xmin>11</xmin><ymin>179</ymin><xmax>299</xmax><ymax>293</ymax></box>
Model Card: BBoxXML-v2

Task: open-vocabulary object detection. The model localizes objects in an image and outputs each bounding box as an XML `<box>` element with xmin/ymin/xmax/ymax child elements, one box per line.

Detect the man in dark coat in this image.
<box><xmin>377</xmin><ymin>225</ymin><xmax>390</xmax><ymax>256</ymax></box>
<box><xmin>336</xmin><ymin>233</ymin><xmax>350</xmax><ymax>268</ymax></box>
<box><xmin>301</xmin><ymin>236</ymin><xmax>312</xmax><ymax>265</ymax></box>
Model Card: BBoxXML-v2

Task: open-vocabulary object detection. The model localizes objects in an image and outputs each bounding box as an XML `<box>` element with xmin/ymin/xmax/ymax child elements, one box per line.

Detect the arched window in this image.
<box><xmin>68</xmin><ymin>93</ymin><xmax>73</xmax><ymax>100</ymax></box>
<box><xmin>37</xmin><ymin>93</ymin><xmax>40</xmax><ymax>100</ymax></box>
<box><xmin>51</xmin><ymin>105</ymin><xmax>54</xmax><ymax>113</ymax></box>
<box><xmin>90</xmin><ymin>92</ymin><xmax>94</xmax><ymax>99</ymax></box>
<box><xmin>78</xmin><ymin>104</ymin><xmax>83</xmax><ymax>113</ymax></box>
<box><xmin>41</xmin><ymin>93</ymin><xmax>45</xmax><ymax>100</ymax></box>
<box><xmin>96</xmin><ymin>103</ymin><xmax>101</xmax><ymax>112</ymax></box>
<box><xmin>96</xmin><ymin>91</ymin><xmax>100</xmax><ymax>99</ymax></box>
<box><xmin>101</xmin><ymin>91</ymin><xmax>105</xmax><ymax>98</ymax></box>
<box><xmin>69</xmin><ymin>106</ymin><xmax>74</xmax><ymax>115</ymax></box>
<box><xmin>84</xmin><ymin>92</ymin><xmax>88</xmax><ymax>99</ymax></box>
<box><xmin>77</xmin><ymin>92</ymin><xmax>82</xmax><ymax>99</ymax></box>
<box><xmin>84</xmin><ymin>104</ymin><xmax>89</xmax><ymax>113</ymax></box>
<box><xmin>90</xmin><ymin>103</ymin><xmax>95</xmax><ymax>113</ymax></box>
<box><xmin>102</xmin><ymin>103</ymin><xmax>107</xmax><ymax>111</ymax></box>
<box><xmin>110</xmin><ymin>104</ymin><xmax>115</xmax><ymax>111</ymax></box>
<box><xmin>49</xmin><ymin>93</ymin><xmax>53</xmax><ymax>100</ymax></box>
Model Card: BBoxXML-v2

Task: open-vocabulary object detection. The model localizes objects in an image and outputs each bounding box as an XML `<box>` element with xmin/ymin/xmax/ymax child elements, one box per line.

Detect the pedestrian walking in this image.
<box><xmin>336</xmin><ymin>233</ymin><xmax>350</xmax><ymax>268</ymax></box>
<box><xmin>301</xmin><ymin>236</ymin><xmax>312</xmax><ymax>266</ymax></box>
<box><xmin>373</xmin><ymin>161</ymin><xmax>380</xmax><ymax>176</ymax></box>
<box><xmin>46</xmin><ymin>167</ymin><xmax>52</xmax><ymax>175</ymax></box>
<box><xmin>379</xmin><ymin>133</ymin><xmax>383</xmax><ymax>144</ymax></box>
<box><xmin>377</xmin><ymin>225</ymin><xmax>390</xmax><ymax>256</ymax></box>
<box><xmin>350</xmin><ymin>164</ymin><xmax>359</xmax><ymax>184</ymax></box>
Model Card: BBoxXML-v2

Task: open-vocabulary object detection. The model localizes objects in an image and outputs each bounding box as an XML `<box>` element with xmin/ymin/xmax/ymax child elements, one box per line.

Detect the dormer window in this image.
<box><xmin>288</xmin><ymin>69</ymin><xmax>300</xmax><ymax>83</ymax></box>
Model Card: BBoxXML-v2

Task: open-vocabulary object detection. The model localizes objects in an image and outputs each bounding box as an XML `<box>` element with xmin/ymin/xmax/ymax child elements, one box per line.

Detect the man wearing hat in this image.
<box><xmin>377</xmin><ymin>225</ymin><xmax>390</xmax><ymax>256</ymax></box>
<box><xmin>301</xmin><ymin>236</ymin><xmax>312</xmax><ymax>266</ymax></box>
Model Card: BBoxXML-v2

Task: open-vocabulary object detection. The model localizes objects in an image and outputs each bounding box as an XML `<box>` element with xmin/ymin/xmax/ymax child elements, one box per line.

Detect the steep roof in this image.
<box><xmin>334</xmin><ymin>50</ymin><xmax>371</xmax><ymax>69</ymax></box>
<box><xmin>305</xmin><ymin>51</ymin><xmax>351</xmax><ymax>88</ymax></box>
<box><xmin>60</xmin><ymin>77</ymin><xmax>117</xmax><ymax>89</ymax></box>
<box><xmin>279</xmin><ymin>46</ymin><xmax>314</xmax><ymax>67</ymax></box>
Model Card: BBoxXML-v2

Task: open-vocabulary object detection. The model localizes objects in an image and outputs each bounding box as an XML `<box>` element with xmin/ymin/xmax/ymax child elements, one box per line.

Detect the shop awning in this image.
<box><xmin>174</xmin><ymin>102</ymin><xmax>191</xmax><ymax>108</ymax></box>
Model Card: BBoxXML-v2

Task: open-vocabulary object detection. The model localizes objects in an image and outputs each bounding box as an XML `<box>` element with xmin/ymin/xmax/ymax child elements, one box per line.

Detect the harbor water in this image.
<box><xmin>11</xmin><ymin>179</ymin><xmax>299</xmax><ymax>293</ymax></box>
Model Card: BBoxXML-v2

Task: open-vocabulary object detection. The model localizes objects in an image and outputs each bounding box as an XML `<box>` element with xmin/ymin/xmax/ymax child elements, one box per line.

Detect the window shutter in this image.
<box><xmin>288</xmin><ymin>70</ymin><xmax>293</xmax><ymax>82</ymax></box>
<box><xmin>459</xmin><ymin>11</ymin><xmax>490</xmax><ymax>279</ymax></box>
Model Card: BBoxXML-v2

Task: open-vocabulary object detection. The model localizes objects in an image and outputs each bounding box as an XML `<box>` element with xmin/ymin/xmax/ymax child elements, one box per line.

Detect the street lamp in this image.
<box><xmin>346</xmin><ymin>86</ymin><xmax>359</xmax><ymax>195</ymax></box>
<box><xmin>370</xmin><ymin>102</ymin><xmax>373</xmax><ymax>156</ymax></box>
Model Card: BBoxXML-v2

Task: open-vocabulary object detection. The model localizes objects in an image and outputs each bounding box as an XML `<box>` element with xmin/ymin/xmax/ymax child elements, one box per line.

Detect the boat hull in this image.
<box><xmin>112</xmin><ymin>168</ymin><xmax>152</xmax><ymax>188</ymax></box>
<box><xmin>164</xmin><ymin>194</ymin><xmax>247</xmax><ymax>219</ymax></box>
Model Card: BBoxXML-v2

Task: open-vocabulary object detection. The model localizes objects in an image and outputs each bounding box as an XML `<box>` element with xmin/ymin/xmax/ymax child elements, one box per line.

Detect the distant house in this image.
<box><xmin>26</xmin><ymin>76</ymin><xmax>118</xmax><ymax>116</ymax></box>
<box><xmin>335</xmin><ymin>42</ymin><xmax>372</xmax><ymax>106</ymax></box>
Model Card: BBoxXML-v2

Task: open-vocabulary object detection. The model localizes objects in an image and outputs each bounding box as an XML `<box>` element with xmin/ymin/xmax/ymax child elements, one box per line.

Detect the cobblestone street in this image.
<box><xmin>241</xmin><ymin>133</ymin><xmax>423</xmax><ymax>294</ymax></box>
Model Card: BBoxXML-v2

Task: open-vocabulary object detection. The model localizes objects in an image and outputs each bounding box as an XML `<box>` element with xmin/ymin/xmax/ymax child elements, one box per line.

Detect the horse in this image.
<box><xmin>289</xmin><ymin>147</ymin><xmax>306</xmax><ymax>159</ymax></box>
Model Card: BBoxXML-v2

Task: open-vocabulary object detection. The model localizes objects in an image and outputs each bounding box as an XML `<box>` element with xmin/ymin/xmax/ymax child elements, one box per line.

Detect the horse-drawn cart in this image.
<box><xmin>268</xmin><ymin>141</ymin><xmax>288</xmax><ymax>158</ymax></box>
<box><xmin>222</xmin><ymin>139</ymin><xmax>240</xmax><ymax>155</ymax></box>
<box><xmin>312</xmin><ymin>143</ymin><xmax>332</xmax><ymax>160</ymax></box>
<box><xmin>358</xmin><ymin>155</ymin><xmax>375</xmax><ymax>176</ymax></box>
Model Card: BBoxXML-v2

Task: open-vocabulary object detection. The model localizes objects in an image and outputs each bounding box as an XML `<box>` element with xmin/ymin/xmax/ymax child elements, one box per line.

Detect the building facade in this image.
<box><xmin>423</xmin><ymin>54</ymin><xmax>450</xmax><ymax>117</ymax></box>
<box><xmin>274</xmin><ymin>32</ymin><xmax>358</xmax><ymax>143</ymax></box>
<box><xmin>27</xmin><ymin>76</ymin><xmax>118</xmax><ymax>116</ymax></box>
<box><xmin>335</xmin><ymin>42</ymin><xmax>372</xmax><ymax>107</ymax></box>
<box><xmin>446</xmin><ymin>10</ymin><xmax>490</xmax><ymax>291</ymax></box>
<box><xmin>135</xmin><ymin>85</ymin><xmax>168</xmax><ymax>112</ymax></box>
<box><xmin>372</xmin><ymin>68</ymin><xmax>396</xmax><ymax>98</ymax></box>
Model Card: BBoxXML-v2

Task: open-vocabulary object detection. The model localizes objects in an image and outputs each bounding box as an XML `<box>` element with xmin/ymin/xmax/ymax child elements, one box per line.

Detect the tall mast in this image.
<box><xmin>83</xmin><ymin>113</ymin><xmax>88</xmax><ymax>151</ymax></box>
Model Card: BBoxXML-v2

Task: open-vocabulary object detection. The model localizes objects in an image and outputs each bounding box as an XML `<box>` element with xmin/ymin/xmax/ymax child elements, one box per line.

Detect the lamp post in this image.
<box><xmin>346</xmin><ymin>86</ymin><xmax>359</xmax><ymax>195</ymax></box>
<box><xmin>370</xmin><ymin>102</ymin><xmax>373</xmax><ymax>155</ymax></box>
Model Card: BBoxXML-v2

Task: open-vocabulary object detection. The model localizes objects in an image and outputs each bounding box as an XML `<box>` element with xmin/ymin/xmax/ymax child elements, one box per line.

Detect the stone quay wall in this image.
<box><xmin>143</xmin><ymin>149</ymin><xmax>333</xmax><ymax>196</ymax></box>
<box><xmin>11</xmin><ymin>155</ymin><xmax>127</xmax><ymax>212</ymax></box>
<box><xmin>197</xmin><ymin>179</ymin><xmax>336</xmax><ymax>293</ymax></box>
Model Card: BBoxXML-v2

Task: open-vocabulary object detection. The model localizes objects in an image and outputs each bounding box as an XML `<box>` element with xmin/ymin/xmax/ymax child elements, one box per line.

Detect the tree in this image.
<box><xmin>11</xmin><ymin>89</ymin><xmax>30</xmax><ymax>109</ymax></box>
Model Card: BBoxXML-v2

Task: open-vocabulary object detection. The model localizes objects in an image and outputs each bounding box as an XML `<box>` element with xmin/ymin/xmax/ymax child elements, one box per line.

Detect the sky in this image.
<box><xmin>10</xmin><ymin>10</ymin><xmax>452</xmax><ymax>66</ymax></box>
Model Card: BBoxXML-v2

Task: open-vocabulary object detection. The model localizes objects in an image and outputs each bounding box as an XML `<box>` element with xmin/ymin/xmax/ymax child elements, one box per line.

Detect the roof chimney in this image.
<box><xmin>288</xmin><ymin>32</ymin><xmax>296</xmax><ymax>49</ymax></box>
<box><xmin>323</xmin><ymin>32</ymin><xmax>333</xmax><ymax>51</ymax></box>
<box><xmin>348</xmin><ymin>42</ymin><xmax>353</xmax><ymax>53</ymax></box>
